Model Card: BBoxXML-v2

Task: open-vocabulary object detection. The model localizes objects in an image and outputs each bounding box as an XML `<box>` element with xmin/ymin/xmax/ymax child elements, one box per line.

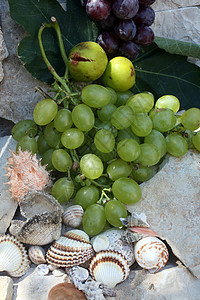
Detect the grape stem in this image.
<box><xmin>35</xmin><ymin>87</ymin><xmax>53</xmax><ymax>99</ymax></box>
<box><xmin>97</xmin><ymin>188</ymin><xmax>111</xmax><ymax>204</ymax></box>
<box><xmin>70</xmin><ymin>149</ymin><xmax>79</xmax><ymax>162</ymax></box>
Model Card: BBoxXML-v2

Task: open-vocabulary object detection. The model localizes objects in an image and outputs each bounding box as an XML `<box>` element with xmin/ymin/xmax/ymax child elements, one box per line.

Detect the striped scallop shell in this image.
<box><xmin>46</xmin><ymin>229</ymin><xmax>94</xmax><ymax>268</ymax></box>
<box><xmin>134</xmin><ymin>236</ymin><xmax>169</xmax><ymax>272</ymax></box>
<box><xmin>28</xmin><ymin>246</ymin><xmax>46</xmax><ymax>265</ymax></box>
<box><xmin>89</xmin><ymin>250</ymin><xmax>130</xmax><ymax>288</ymax></box>
<box><xmin>62</xmin><ymin>205</ymin><xmax>84</xmax><ymax>228</ymax></box>
<box><xmin>0</xmin><ymin>235</ymin><xmax>30</xmax><ymax>277</ymax></box>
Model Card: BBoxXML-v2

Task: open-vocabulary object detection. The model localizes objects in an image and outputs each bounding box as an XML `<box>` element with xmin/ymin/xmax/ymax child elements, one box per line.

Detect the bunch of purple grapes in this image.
<box><xmin>81</xmin><ymin>0</ymin><xmax>156</xmax><ymax>60</ymax></box>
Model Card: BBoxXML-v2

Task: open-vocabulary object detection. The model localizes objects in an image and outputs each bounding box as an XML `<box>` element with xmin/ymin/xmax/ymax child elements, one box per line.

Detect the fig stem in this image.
<box><xmin>38</xmin><ymin>18</ymin><xmax>71</xmax><ymax>94</ymax></box>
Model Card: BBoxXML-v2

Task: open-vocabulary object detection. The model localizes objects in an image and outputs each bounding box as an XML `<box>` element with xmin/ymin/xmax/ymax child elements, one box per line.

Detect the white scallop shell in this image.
<box><xmin>28</xmin><ymin>246</ymin><xmax>46</xmax><ymax>265</ymax></box>
<box><xmin>89</xmin><ymin>250</ymin><xmax>130</xmax><ymax>288</ymax></box>
<box><xmin>91</xmin><ymin>228</ymin><xmax>135</xmax><ymax>266</ymax></box>
<box><xmin>0</xmin><ymin>235</ymin><xmax>30</xmax><ymax>277</ymax></box>
<box><xmin>62</xmin><ymin>205</ymin><xmax>84</xmax><ymax>228</ymax></box>
<box><xmin>46</xmin><ymin>229</ymin><xmax>94</xmax><ymax>268</ymax></box>
<box><xmin>134</xmin><ymin>236</ymin><xmax>169</xmax><ymax>272</ymax></box>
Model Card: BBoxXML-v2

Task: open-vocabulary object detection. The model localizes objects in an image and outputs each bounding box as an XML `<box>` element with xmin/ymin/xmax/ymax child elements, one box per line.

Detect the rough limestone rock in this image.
<box><xmin>108</xmin><ymin>264</ymin><xmax>200</xmax><ymax>300</ymax></box>
<box><xmin>0</xmin><ymin>26</ymin><xmax>9</xmax><ymax>82</ymax></box>
<box><xmin>0</xmin><ymin>135</ymin><xmax>18</xmax><ymax>234</ymax></box>
<box><xmin>0</xmin><ymin>276</ymin><xmax>13</xmax><ymax>300</ymax></box>
<box><xmin>127</xmin><ymin>150</ymin><xmax>200</xmax><ymax>278</ymax></box>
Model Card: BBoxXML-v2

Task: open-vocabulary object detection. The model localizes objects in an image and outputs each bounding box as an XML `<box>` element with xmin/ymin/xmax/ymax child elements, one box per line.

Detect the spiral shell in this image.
<box><xmin>134</xmin><ymin>236</ymin><xmax>169</xmax><ymax>272</ymax></box>
<box><xmin>28</xmin><ymin>246</ymin><xmax>46</xmax><ymax>265</ymax></box>
<box><xmin>0</xmin><ymin>235</ymin><xmax>30</xmax><ymax>277</ymax></box>
<box><xmin>46</xmin><ymin>229</ymin><xmax>94</xmax><ymax>268</ymax></box>
<box><xmin>89</xmin><ymin>250</ymin><xmax>130</xmax><ymax>288</ymax></box>
<box><xmin>63</xmin><ymin>205</ymin><xmax>84</xmax><ymax>228</ymax></box>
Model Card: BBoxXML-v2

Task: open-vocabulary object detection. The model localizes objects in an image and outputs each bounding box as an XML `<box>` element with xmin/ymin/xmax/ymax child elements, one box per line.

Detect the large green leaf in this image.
<box><xmin>8</xmin><ymin>0</ymin><xmax>99</xmax><ymax>83</ymax></box>
<box><xmin>154</xmin><ymin>37</ymin><xmax>200</xmax><ymax>59</ymax></box>
<box><xmin>132</xmin><ymin>44</ymin><xmax>200</xmax><ymax>109</ymax></box>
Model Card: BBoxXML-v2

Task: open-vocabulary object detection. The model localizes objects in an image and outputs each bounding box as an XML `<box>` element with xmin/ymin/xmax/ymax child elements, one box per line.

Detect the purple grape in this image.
<box><xmin>98</xmin><ymin>14</ymin><xmax>116</xmax><ymax>30</ymax></box>
<box><xmin>133</xmin><ymin>26</ymin><xmax>154</xmax><ymax>46</ymax></box>
<box><xmin>114</xmin><ymin>19</ymin><xmax>137</xmax><ymax>41</ymax></box>
<box><xmin>112</xmin><ymin>0</ymin><xmax>139</xmax><ymax>19</ymax></box>
<box><xmin>133</xmin><ymin>6</ymin><xmax>155</xmax><ymax>26</ymax></box>
<box><xmin>86</xmin><ymin>0</ymin><xmax>111</xmax><ymax>21</ymax></box>
<box><xmin>97</xmin><ymin>32</ymin><xmax>119</xmax><ymax>54</ymax></box>
<box><xmin>138</xmin><ymin>0</ymin><xmax>156</xmax><ymax>6</ymax></box>
<box><xmin>119</xmin><ymin>41</ymin><xmax>140</xmax><ymax>60</ymax></box>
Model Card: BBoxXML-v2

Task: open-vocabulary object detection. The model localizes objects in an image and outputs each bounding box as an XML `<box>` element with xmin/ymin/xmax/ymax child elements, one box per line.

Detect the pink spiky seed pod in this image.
<box><xmin>5</xmin><ymin>148</ymin><xmax>51</xmax><ymax>202</ymax></box>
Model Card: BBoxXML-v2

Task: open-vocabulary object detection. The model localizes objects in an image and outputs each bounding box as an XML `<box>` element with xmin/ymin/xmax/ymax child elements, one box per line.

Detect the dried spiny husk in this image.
<box><xmin>28</xmin><ymin>246</ymin><xmax>46</xmax><ymax>265</ymax></box>
<box><xmin>89</xmin><ymin>250</ymin><xmax>130</xmax><ymax>288</ymax></box>
<box><xmin>46</xmin><ymin>229</ymin><xmax>94</xmax><ymax>268</ymax></box>
<box><xmin>0</xmin><ymin>235</ymin><xmax>30</xmax><ymax>277</ymax></box>
<box><xmin>134</xmin><ymin>236</ymin><xmax>169</xmax><ymax>272</ymax></box>
<box><xmin>5</xmin><ymin>149</ymin><xmax>50</xmax><ymax>202</ymax></box>
<box><xmin>63</xmin><ymin>205</ymin><xmax>84</xmax><ymax>228</ymax></box>
<box><xmin>9</xmin><ymin>211</ymin><xmax>62</xmax><ymax>245</ymax></box>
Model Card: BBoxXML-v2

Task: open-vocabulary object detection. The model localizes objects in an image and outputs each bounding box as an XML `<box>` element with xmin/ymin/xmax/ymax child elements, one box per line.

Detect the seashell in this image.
<box><xmin>91</xmin><ymin>235</ymin><xmax>109</xmax><ymax>252</ymax></box>
<box><xmin>48</xmin><ymin>282</ymin><xmax>87</xmax><ymax>300</ymax></box>
<box><xmin>46</xmin><ymin>229</ymin><xmax>94</xmax><ymax>268</ymax></box>
<box><xmin>121</xmin><ymin>212</ymin><xmax>149</xmax><ymax>227</ymax></box>
<box><xmin>35</xmin><ymin>264</ymin><xmax>49</xmax><ymax>276</ymax></box>
<box><xmin>0</xmin><ymin>235</ymin><xmax>30</xmax><ymax>277</ymax></box>
<box><xmin>20</xmin><ymin>191</ymin><xmax>63</xmax><ymax>219</ymax></box>
<box><xmin>68</xmin><ymin>266</ymin><xmax>89</xmax><ymax>283</ymax></box>
<box><xmin>63</xmin><ymin>205</ymin><xmax>84</xmax><ymax>228</ymax></box>
<box><xmin>52</xmin><ymin>268</ymin><xmax>66</xmax><ymax>277</ymax></box>
<box><xmin>5</xmin><ymin>149</ymin><xmax>51</xmax><ymax>202</ymax></box>
<box><xmin>9</xmin><ymin>211</ymin><xmax>62</xmax><ymax>245</ymax></box>
<box><xmin>89</xmin><ymin>250</ymin><xmax>130</xmax><ymax>288</ymax></box>
<box><xmin>92</xmin><ymin>228</ymin><xmax>135</xmax><ymax>266</ymax></box>
<box><xmin>134</xmin><ymin>236</ymin><xmax>169</xmax><ymax>273</ymax></box>
<box><xmin>28</xmin><ymin>246</ymin><xmax>46</xmax><ymax>265</ymax></box>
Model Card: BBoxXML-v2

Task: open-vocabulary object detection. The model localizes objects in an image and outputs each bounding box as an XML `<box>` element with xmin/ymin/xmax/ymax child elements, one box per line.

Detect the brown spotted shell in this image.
<box><xmin>28</xmin><ymin>246</ymin><xmax>46</xmax><ymax>265</ymax></box>
<box><xmin>48</xmin><ymin>282</ymin><xmax>87</xmax><ymax>300</ymax></box>
<box><xmin>62</xmin><ymin>205</ymin><xmax>84</xmax><ymax>228</ymax></box>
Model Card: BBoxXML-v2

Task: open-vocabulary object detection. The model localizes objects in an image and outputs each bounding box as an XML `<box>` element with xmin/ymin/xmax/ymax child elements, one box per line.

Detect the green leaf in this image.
<box><xmin>132</xmin><ymin>44</ymin><xmax>200</xmax><ymax>109</ymax></box>
<box><xmin>8</xmin><ymin>0</ymin><xmax>99</xmax><ymax>83</ymax></box>
<box><xmin>154</xmin><ymin>37</ymin><xmax>200</xmax><ymax>59</ymax></box>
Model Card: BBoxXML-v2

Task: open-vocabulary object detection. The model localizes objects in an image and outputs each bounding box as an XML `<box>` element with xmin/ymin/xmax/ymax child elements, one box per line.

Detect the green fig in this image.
<box><xmin>101</xmin><ymin>56</ymin><xmax>136</xmax><ymax>92</ymax></box>
<box><xmin>68</xmin><ymin>41</ymin><xmax>108</xmax><ymax>82</ymax></box>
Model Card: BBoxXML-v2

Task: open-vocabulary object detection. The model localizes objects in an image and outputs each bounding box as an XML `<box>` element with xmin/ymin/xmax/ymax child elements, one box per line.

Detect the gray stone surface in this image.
<box><xmin>127</xmin><ymin>150</ymin><xmax>200</xmax><ymax>278</ymax></box>
<box><xmin>152</xmin><ymin>0</ymin><xmax>200</xmax><ymax>10</ymax></box>
<box><xmin>0</xmin><ymin>276</ymin><xmax>13</xmax><ymax>300</ymax></box>
<box><xmin>0</xmin><ymin>26</ymin><xmax>9</xmax><ymax>82</ymax></box>
<box><xmin>0</xmin><ymin>135</ymin><xmax>18</xmax><ymax>234</ymax></box>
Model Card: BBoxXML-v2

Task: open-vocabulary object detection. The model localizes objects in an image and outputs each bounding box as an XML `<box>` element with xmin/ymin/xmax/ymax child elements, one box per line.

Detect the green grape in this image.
<box><xmin>111</xmin><ymin>105</ymin><xmax>134</xmax><ymax>130</ymax></box>
<box><xmin>82</xmin><ymin>204</ymin><xmax>106</xmax><ymax>236</ymax></box>
<box><xmin>37</xmin><ymin>134</ymin><xmax>51</xmax><ymax>155</ymax></box>
<box><xmin>16</xmin><ymin>136</ymin><xmax>38</xmax><ymax>154</ymax></box>
<box><xmin>75</xmin><ymin>185</ymin><xmax>99</xmax><ymax>210</ymax></box>
<box><xmin>150</xmin><ymin>108</ymin><xmax>176</xmax><ymax>132</ymax></box>
<box><xmin>52</xmin><ymin>149</ymin><xmax>72</xmax><ymax>172</ymax></box>
<box><xmin>105</xmin><ymin>199</ymin><xmax>127</xmax><ymax>227</ymax></box>
<box><xmin>115</xmin><ymin>90</ymin><xmax>133</xmax><ymax>107</ymax></box>
<box><xmin>61</xmin><ymin>128</ymin><xmax>84</xmax><ymax>149</ymax></box>
<box><xmin>81</xmin><ymin>84</ymin><xmax>111</xmax><ymax>108</ymax></box>
<box><xmin>112</xmin><ymin>177</ymin><xmax>142</xmax><ymax>204</ymax></box>
<box><xmin>44</xmin><ymin>122</ymin><xmax>62</xmax><ymax>149</ymax></box>
<box><xmin>51</xmin><ymin>177</ymin><xmax>74</xmax><ymax>204</ymax></box>
<box><xmin>116</xmin><ymin>127</ymin><xmax>140</xmax><ymax>144</ymax></box>
<box><xmin>94</xmin><ymin>120</ymin><xmax>118</xmax><ymax>137</ymax></box>
<box><xmin>41</xmin><ymin>149</ymin><xmax>56</xmax><ymax>171</ymax></box>
<box><xmin>192</xmin><ymin>131</ymin><xmax>200</xmax><ymax>151</ymax></box>
<box><xmin>130</xmin><ymin>113</ymin><xmax>153</xmax><ymax>137</ymax></box>
<box><xmin>144</xmin><ymin>129</ymin><xmax>167</xmax><ymax>158</ymax></box>
<box><xmin>117</xmin><ymin>138</ymin><xmax>140</xmax><ymax>162</ymax></box>
<box><xmin>91</xmin><ymin>144</ymin><xmax>116</xmax><ymax>162</ymax></box>
<box><xmin>11</xmin><ymin>119</ymin><xmax>37</xmax><ymax>141</ymax></box>
<box><xmin>136</xmin><ymin>143</ymin><xmax>160</xmax><ymax>166</ymax></box>
<box><xmin>182</xmin><ymin>129</ymin><xmax>194</xmax><ymax>149</ymax></box>
<box><xmin>106</xmin><ymin>87</ymin><xmax>117</xmax><ymax>104</ymax></box>
<box><xmin>97</xmin><ymin>103</ymin><xmax>117</xmax><ymax>121</ymax></box>
<box><xmin>95</xmin><ymin>176</ymin><xmax>112</xmax><ymax>186</ymax></box>
<box><xmin>181</xmin><ymin>108</ymin><xmax>200</xmax><ymax>131</ymax></box>
<box><xmin>54</xmin><ymin>109</ymin><xmax>73</xmax><ymax>132</ymax></box>
<box><xmin>132</xmin><ymin>165</ymin><xmax>153</xmax><ymax>182</ymax></box>
<box><xmin>126</xmin><ymin>92</ymin><xmax>154</xmax><ymax>113</ymax></box>
<box><xmin>166</xmin><ymin>134</ymin><xmax>188</xmax><ymax>157</ymax></box>
<box><xmin>155</xmin><ymin>95</ymin><xmax>180</xmax><ymax>113</ymax></box>
<box><xmin>94</xmin><ymin>129</ymin><xmax>115</xmax><ymax>153</ymax></box>
<box><xmin>33</xmin><ymin>98</ymin><xmax>58</xmax><ymax>126</ymax></box>
<box><xmin>107</xmin><ymin>159</ymin><xmax>132</xmax><ymax>181</ymax></box>
<box><xmin>80</xmin><ymin>154</ymin><xmax>104</xmax><ymax>179</ymax></box>
<box><xmin>72</xmin><ymin>104</ymin><xmax>95</xmax><ymax>132</ymax></box>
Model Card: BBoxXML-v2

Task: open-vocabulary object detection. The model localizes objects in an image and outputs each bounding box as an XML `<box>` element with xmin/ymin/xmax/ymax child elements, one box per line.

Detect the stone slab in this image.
<box><xmin>0</xmin><ymin>276</ymin><xmax>13</xmax><ymax>300</ymax></box>
<box><xmin>152</xmin><ymin>0</ymin><xmax>200</xmax><ymax>11</ymax></box>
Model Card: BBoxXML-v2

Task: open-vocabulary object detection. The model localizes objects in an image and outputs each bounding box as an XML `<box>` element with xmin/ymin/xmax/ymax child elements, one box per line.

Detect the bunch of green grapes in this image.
<box><xmin>11</xmin><ymin>85</ymin><xmax>200</xmax><ymax>236</ymax></box>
